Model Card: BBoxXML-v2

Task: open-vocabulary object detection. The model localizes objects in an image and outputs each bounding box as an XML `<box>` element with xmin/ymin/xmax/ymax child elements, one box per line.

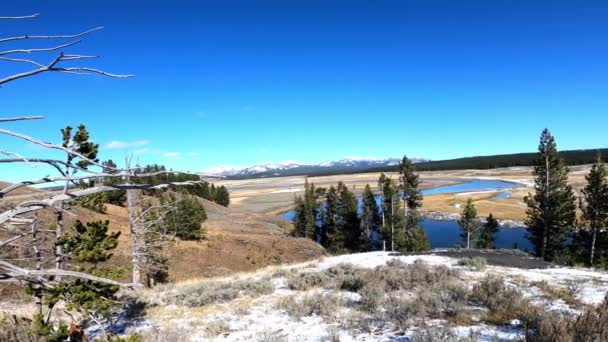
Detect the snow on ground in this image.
<box><xmin>124</xmin><ymin>252</ymin><xmax>608</xmax><ymax>341</ymax></box>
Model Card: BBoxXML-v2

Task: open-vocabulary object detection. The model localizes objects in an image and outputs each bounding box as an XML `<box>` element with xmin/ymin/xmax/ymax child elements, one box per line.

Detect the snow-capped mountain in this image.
<box><xmin>204</xmin><ymin>157</ymin><xmax>428</xmax><ymax>178</ymax></box>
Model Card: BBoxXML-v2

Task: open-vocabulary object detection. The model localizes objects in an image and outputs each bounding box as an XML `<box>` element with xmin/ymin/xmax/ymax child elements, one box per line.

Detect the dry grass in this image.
<box><xmin>276</xmin><ymin>293</ymin><xmax>344</xmax><ymax>319</ymax></box>
<box><xmin>531</xmin><ymin>280</ymin><xmax>582</xmax><ymax>308</ymax></box>
<box><xmin>458</xmin><ymin>257</ymin><xmax>488</xmax><ymax>271</ymax></box>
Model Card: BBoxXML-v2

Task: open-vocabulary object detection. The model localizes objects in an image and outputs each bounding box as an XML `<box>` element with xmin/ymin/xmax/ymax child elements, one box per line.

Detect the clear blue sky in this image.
<box><xmin>1</xmin><ymin>0</ymin><xmax>607</xmax><ymax>181</ymax></box>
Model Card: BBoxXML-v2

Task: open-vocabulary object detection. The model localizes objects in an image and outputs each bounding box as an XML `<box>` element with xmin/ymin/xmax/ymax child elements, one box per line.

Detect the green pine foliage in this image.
<box><xmin>160</xmin><ymin>192</ymin><xmax>207</xmax><ymax>240</ymax></box>
<box><xmin>377</xmin><ymin>174</ymin><xmax>404</xmax><ymax>251</ymax></box>
<box><xmin>43</xmin><ymin>220</ymin><xmax>121</xmax><ymax>318</ymax></box>
<box><xmin>525</xmin><ymin>129</ymin><xmax>577</xmax><ymax>261</ymax></box>
<box><xmin>397</xmin><ymin>155</ymin><xmax>430</xmax><ymax>252</ymax></box>
<box><xmin>61</xmin><ymin>124</ymin><xmax>99</xmax><ymax>169</ymax></box>
<box><xmin>576</xmin><ymin>154</ymin><xmax>608</xmax><ymax>267</ymax></box>
<box><xmin>293</xmin><ymin>179</ymin><xmax>324</xmax><ymax>240</ymax></box>
<box><xmin>477</xmin><ymin>213</ymin><xmax>499</xmax><ymax>249</ymax></box>
<box><xmin>336</xmin><ymin>182</ymin><xmax>363</xmax><ymax>253</ymax></box>
<box><xmin>361</xmin><ymin>184</ymin><xmax>381</xmax><ymax>250</ymax></box>
<box><xmin>213</xmin><ymin>185</ymin><xmax>230</xmax><ymax>206</ymax></box>
<box><xmin>458</xmin><ymin>198</ymin><xmax>479</xmax><ymax>249</ymax></box>
<box><xmin>322</xmin><ymin>185</ymin><xmax>339</xmax><ymax>248</ymax></box>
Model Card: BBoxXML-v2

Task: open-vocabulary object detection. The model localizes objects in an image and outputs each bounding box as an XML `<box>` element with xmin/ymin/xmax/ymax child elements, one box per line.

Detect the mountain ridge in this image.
<box><xmin>204</xmin><ymin>157</ymin><xmax>428</xmax><ymax>178</ymax></box>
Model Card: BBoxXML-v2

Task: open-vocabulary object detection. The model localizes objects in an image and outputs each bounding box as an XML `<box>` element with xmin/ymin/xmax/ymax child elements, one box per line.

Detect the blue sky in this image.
<box><xmin>1</xmin><ymin>0</ymin><xmax>608</xmax><ymax>181</ymax></box>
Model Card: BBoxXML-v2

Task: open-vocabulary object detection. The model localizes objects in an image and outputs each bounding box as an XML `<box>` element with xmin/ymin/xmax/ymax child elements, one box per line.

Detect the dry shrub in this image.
<box><xmin>255</xmin><ymin>331</ymin><xmax>288</xmax><ymax>342</ymax></box>
<box><xmin>411</xmin><ymin>325</ymin><xmax>481</xmax><ymax>342</ymax></box>
<box><xmin>358</xmin><ymin>283</ymin><xmax>385</xmax><ymax>313</ymax></box>
<box><xmin>277</xmin><ymin>293</ymin><xmax>343</xmax><ymax>318</ymax></box>
<box><xmin>286</xmin><ymin>271</ymin><xmax>330</xmax><ymax>291</ymax></box>
<box><xmin>203</xmin><ymin>319</ymin><xmax>230</xmax><ymax>337</ymax></box>
<box><xmin>457</xmin><ymin>257</ymin><xmax>488</xmax><ymax>271</ymax></box>
<box><xmin>151</xmin><ymin>277</ymin><xmax>273</xmax><ymax>307</ymax></box>
<box><xmin>531</xmin><ymin>280</ymin><xmax>581</xmax><ymax>307</ymax></box>
<box><xmin>470</xmin><ymin>274</ymin><xmax>529</xmax><ymax>324</ymax></box>
<box><xmin>525</xmin><ymin>295</ymin><xmax>608</xmax><ymax>342</ymax></box>
<box><xmin>0</xmin><ymin>316</ymin><xmax>45</xmax><ymax>342</ymax></box>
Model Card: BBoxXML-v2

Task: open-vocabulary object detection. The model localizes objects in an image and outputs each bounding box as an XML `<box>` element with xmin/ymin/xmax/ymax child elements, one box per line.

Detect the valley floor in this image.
<box><xmin>218</xmin><ymin>165</ymin><xmax>593</xmax><ymax>222</ymax></box>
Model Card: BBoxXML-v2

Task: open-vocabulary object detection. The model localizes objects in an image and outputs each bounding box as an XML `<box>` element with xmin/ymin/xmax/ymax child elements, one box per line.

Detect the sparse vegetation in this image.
<box><xmin>277</xmin><ymin>293</ymin><xmax>343</xmax><ymax>318</ymax></box>
<box><xmin>148</xmin><ymin>277</ymin><xmax>273</xmax><ymax>307</ymax></box>
<box><xmin>458</xmin><ymin>257</ymin><xmax>488</xmax><ymax>271</ymax></box>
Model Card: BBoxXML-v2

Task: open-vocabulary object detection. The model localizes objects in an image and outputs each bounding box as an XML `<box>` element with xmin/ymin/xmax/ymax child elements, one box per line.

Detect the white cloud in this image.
<box><xmin>106</xmin><ymin>140</ymin><xmax>150</xmax><ymax>149</ymax></box>
<box><xmin>186</xmin><ymin>152</ymin><xmax>201</xmax><ymax>157</ymax></box>
<box><xmin>163</xmin><ymin>152</ymin><xmax>181</xmax><ymax>158</ymax></box>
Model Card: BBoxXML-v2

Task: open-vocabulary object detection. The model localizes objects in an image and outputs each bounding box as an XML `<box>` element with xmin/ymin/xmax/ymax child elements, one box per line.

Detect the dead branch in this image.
<box><xmin>0</xmin><ymin>260</ymin><xmax>141</xmax><ymax>288</ymax></box>
<box><xmin>0</xmin><ymin>14</ymin><xmax>39</xmax><ymax>20</ymax></box>
<box><xmin>0</xmin><ymin>27</ymin><xmax>103</xmax><ymax>44</ymax></box>
<box><xmin>0</xmin><ymin>116</ymin><xmax>44</xmax><ymax>123</ymax></box>
<box><xmin>0</xmin><ymin>181</ymin><xmax>204</xmax><ymax>225</ymax></box>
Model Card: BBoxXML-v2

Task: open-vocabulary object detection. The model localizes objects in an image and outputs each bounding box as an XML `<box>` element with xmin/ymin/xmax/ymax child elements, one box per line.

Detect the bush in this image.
<box><xmin>204</xmin><ymin>320</ymin><xmax>230</xmax><ymax>337</ymax></box>
<box><xmin>525</xmin><ymin>295</ymin><xmax>608</xmax><ymax>342</ymax></box>
<box><xmin>286</xmin><ymin>271</ymin><xmax>330</xmax><ymax>291</ymax></box>
<box><xmin>160</xmin><ymin>192</ymin><xmax>207</xmax><ymax>240</ymax></box>
<box><xmin>457</xmin><ymin>257</ymin><xmax>487</xmax><ymax>271</ymax></box>
<box><xmin>277</xmin><ymin>293</ymin><xmax>343</xmax><ymax>318</ymax></box>
<box><xmin>411</xmin><ymin>326</ymin><xmax>480</xmax><ymax>342</ymax></box>
<box><xmin>470</xmin><ymin>275</ymin><xmax>528</xmax><ymax>324</ymax></box>
<box><xmin>358</xmin><ymin>284</ymin><xmax>385</xmax><ymax>313</ymax></box>
<box><xmin>153</xmin><ymin>277</ymin><xmax>273</xmax><ymax>307</ymax></box>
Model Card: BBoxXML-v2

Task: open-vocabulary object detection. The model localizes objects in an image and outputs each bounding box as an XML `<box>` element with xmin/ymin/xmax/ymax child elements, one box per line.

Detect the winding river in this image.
<box><xmin>278</xmin><ymin>178</ymin><xmax>533</xmax><ymax>251</ymax></box>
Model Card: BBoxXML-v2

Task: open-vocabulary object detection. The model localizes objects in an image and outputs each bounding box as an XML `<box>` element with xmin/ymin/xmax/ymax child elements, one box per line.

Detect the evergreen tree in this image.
<box><xmin>378</xmin><ymin>175</ymin><xmax>402</xmax><ymax>251</ymax></box>
<box><xmin>160</xmin><ymin>192</ymin><xmax>207</xmax><ymax>240</ymax></box>
<box><xmin>213</xmin><ymin>185</ymin><xmax>230</xmax><ymax>206</ymax></box>
<box><xmin>101</xmin><ymin>159</ymin><xmax>126</xmax><ymax>205</ymax></box>
<box><xmin>336</xmin><ymin>182</ymin><xmax>362</xmax><ymax>253</ymax></box>
<box><xmin>361</xmin><ymin>184</ymin><xmax>381</xmax><ymax>250</ymax></box>
<box><xmin>525</xmin><ymin>129</ymin><xmax>577</xmax><ymax>261</ymax></box>
<box><xmin>200</xmin><ymin>181</ymin><xmax>212</xmax><ymax>200</ymax></box>
<box><xmin>458</xmin><ymin>198</ymin><xmax>479</xmax><ymax>249</ymax></box>
<box><xmin>397</xmin><ymin>155</ymin><xmax>430</xmax><ymax>252</ymax></box>
<box><xmin>477</xmin><ymin>213</ymin><xmax>499</xmax><ymax>249</ymax></box>
<box><xmin>578</xmin><ymin>154</ymin><xmax>608</xmax><ymax>266</ymax></box>
<box><xmin>43</xmin><ymin>220</ymin><xmax>121</xmax><ymax>319</ymax></box>
<box><xmin>322</xmin><ymin>185</ymin><xmax>339</xmax><ymax>248</ymax></box>
<box><xmin>293</xmin><ymin>179</ymin><xmax>324</xmax><ymax>241</ymax></box>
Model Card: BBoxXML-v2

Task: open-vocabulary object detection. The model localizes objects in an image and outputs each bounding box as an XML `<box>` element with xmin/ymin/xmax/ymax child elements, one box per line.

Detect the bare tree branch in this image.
<box><xmin>0</xmin><ymin>181</ymin><xmax>204</xmax><ymax>225</ymax></box>
<box><xmin>0</xmin><ymin>116</ymin><xmax>44</xmax><ymax>122</ymax></box>
<box><xmin>0</xmin><ymin>27</ymin><xmax>103</xmax><ymax>44</ymax></box>
<box><xmin>0</xmin><ymin>40</ymin><xmax>82</xmax><ymax>57</ymax></box>
<box><xmin>0</xmin><ymin>260</ymin><xmax>141</xmax><ymax>288</ymax></box>
<box><xmin>0</xmin><ymin>14</ymin><xmax>39</xmax><ymax>20</ymax></box>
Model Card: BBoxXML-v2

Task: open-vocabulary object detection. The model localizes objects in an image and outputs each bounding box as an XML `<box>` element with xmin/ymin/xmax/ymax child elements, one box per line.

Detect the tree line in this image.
<box><xmin>292</xmin><ymin>156</ymin><xmax>431</xmax><ymax>254</ymax></box>
<box><xmin>292</xmin><ymin>129</ymin><xmax>608</xmax><ymax>270</ymax></box>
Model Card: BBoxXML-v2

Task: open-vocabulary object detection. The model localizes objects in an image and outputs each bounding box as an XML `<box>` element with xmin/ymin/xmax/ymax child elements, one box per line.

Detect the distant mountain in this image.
<box><xmin>204</xmin><ymin>157</ymin><xmax>428</xmax><ymax>179</ymax></box>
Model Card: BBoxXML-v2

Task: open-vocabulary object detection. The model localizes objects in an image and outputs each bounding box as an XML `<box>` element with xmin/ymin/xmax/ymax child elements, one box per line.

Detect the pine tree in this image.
<box><xmin>477</xmin><ymin>213</ymin><xmax>499</xmax><ymax>249</ymax></box>
<box><xmin>322</xmin><ymin>185</ymin><xmax>339</xmax><ymax>248</ymax></box>
<box><xmin>213</xmin><ymin>185</ymin><xmax>230</xmax><ymax>206</ymax></box>
<box><xmin>525</xmin><ymin>129</ymin><xmax>577</xmax><ymax>261</ymax></box>
<box><xmin>44</xmin><ymin>220</ymin><xmax>121</xmax><ymax>319</ymax></box>
<box><xmin>161</xmin><ymin>192</ymin><xmax>207</xmax><ymax>240</ymax></box>
<box><xmin>378</xmin><ymin>175</ymin><xmax>402</xmax><ymax>251</ymax></box>
<box><xmin>361</xmin><ymin>184</ymin><xmax>381</xmax><ymax>250</ymax></box>
<box><xmin>293</xmin><ymin>179</ymin><xmax>324</xmax><ymax>241</ymax></box>
<box><xmin>578</xmin><ymin>154</ymin><xmax>608</xmax><ymax>266</ymax></box>
<box><xmin>458</xmin><ymin>198</ymin><xmax>479</xmax><ymax>249</ymax></box>
<box><xmin>397</xmin><ymin>155</ymin><xmax>430</xmax><ymax>252</ymax></box>
<box><xmin>337</xmin><ymin>182</ymin><xmax>362</xmax><ymax>253</ymax></box>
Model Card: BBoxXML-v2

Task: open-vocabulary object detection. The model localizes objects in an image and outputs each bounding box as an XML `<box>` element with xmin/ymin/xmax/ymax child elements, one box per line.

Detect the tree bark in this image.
<box><xmin>590</xmin><ymin>227</ymin><xmax>597</xmax><ymax>266</ymax></box>
<box><xmin>126</xmin><ymin>188</ymin><xmax>142</xmax><ymax>285</ymax></box>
